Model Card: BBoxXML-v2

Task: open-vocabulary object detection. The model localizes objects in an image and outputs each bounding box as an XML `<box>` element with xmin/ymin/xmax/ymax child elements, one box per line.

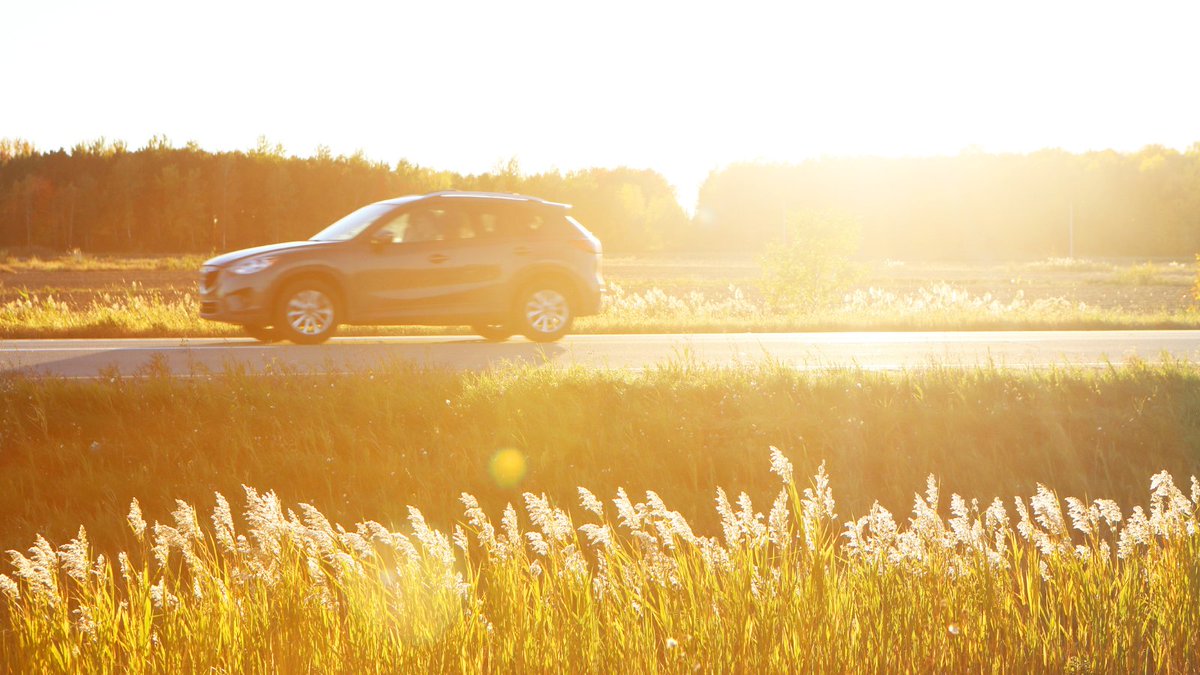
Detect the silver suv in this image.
<box><xmin>199</xmin><ymin>192</ymin><xmax>604</xmax><ymax>344</ymax></box>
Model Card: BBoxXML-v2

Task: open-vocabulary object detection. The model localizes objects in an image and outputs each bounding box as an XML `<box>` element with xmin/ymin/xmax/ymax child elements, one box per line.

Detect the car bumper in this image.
<box><xmin>577</xmin><ymin>280</ymin><xmax>605</xmax><ymax>316</ymax></box>
<box><xmin>198</xmin><ymin>266</ymin><xmax>271</xmax><ymax>325</ymax></box>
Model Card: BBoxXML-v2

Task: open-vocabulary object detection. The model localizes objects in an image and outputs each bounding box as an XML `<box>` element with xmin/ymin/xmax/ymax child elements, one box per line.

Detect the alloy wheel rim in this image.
<box><xmin>524</xmin><ymin>290</ymin><xmax>568</xmax><ymax>334</ymax></box>
<box><xmin>286</xmin><ymin>290</ymin><xmax>334</xmax><ymax>335</ymax></box>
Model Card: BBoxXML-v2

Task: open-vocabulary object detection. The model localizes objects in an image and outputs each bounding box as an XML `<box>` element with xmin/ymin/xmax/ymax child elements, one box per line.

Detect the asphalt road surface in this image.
<box><xmin>2</xmin><ymin>331</ymin><xmax>1199</xmax><ymax>378</ymax></box>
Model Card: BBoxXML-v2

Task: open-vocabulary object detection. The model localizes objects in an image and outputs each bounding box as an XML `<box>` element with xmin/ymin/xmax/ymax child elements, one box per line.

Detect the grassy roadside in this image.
<box><xmin>2</xmin><ymin>281</ymin><xmax>1199</xmax><ymax>340</ymax></box>
<box><xmin>1</xmin><ymin>254</ymin><xmax>1197</xmax><ymax>338</ymax></box>
<box><xmin>2</xmin><ymin>361</ymin><xmax>1199</xmax><ymax>670</ymax></box>
<box><xmin>4</xmin><ymin>360</ymin><xmax>1199</xmax><ymax>554</ymax></box>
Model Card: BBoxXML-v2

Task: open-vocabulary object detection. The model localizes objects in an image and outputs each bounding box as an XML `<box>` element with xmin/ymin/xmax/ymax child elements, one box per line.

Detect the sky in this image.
<box><xmin>5</xmin><ymin>0</ymin><xmax>1200</xmax><ymax>207</ymax></box>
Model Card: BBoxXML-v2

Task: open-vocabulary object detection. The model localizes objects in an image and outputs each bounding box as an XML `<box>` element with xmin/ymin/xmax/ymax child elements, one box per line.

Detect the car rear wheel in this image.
<box><xmin>243</xmin><ymin>324</ymin><xmax>278</xmax><ymax>343</ymax></box>
<box><xmin>472</xmin><ymin>324</ymin><xmax>513</xmax><ymax>342</ymax></box>
<box><xmin>275</xmin><ymin>280</ymin><xmax>340</xmax><ymax>345</ymax></box>
<box><xmin>515</xmin><ymin>284</ymin><xmax>573</xmax><ymax>342</ymax></box>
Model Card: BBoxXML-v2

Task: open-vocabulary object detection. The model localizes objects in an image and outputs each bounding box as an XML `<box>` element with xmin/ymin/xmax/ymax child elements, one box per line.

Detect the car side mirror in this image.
<box><xmin>369</xmin><ymin>230</ymin><xmax>394</xmax><ymax>250</ymax></box>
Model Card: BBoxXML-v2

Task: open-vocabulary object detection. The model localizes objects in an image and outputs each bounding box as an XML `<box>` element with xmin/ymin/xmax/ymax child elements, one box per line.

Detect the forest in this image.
<box><xmin>2</xmin><ymin>138</ymin><xmax>1199</xmax><ymax>258</ymax></box>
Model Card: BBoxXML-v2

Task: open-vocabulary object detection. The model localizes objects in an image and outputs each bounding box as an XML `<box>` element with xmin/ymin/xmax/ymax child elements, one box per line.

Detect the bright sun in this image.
<box><xmin>4</xmin><ymin>0</ymin><xmax>1200</xmax><ymax>206</ymax></box>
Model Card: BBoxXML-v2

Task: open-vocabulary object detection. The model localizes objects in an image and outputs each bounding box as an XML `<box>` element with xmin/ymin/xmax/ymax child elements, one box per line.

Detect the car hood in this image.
<box><xmin>203</xmin><ymin>240</ymin><xmax>334</xmax><ymax>267</ymax></box>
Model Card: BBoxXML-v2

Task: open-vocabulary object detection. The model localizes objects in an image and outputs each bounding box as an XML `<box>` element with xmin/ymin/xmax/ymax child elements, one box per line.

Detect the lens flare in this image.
<box><xmin>490</xmin><ymin>448</ymin><xmax>527</xmax><ymax>489</ymax></box>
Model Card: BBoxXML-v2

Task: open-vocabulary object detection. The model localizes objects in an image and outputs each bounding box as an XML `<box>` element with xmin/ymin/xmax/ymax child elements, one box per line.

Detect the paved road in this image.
<box><xmin>2</xmin><ymin>331</ymin><xmax>1198</xmax><ymax>378</ymax></box>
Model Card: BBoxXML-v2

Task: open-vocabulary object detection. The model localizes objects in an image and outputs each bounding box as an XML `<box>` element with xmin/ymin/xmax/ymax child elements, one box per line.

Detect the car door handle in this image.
<box><xmin>428</xmin><ymin>253</ymin><xmax>449</xmax><ymax>264</ymax></box>
<box><xmin>512</xmin><ymin>246</ymin><xmax>530</xmax><ymax>256</ymax></box>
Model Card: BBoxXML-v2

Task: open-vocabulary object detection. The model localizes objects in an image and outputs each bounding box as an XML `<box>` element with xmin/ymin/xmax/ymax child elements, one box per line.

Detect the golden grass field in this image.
<box><xmin>2</xmin><ymin>362</ymin><xmax>1199</xmax><ymax>671</ymax></box>
<box><xmin>2</xmin><ymin>253</ymin><xmax>1199</xmax><ymax>671</ymax></box>
<box><xmin>0</xmin><ymin>253</ymin><xmax>1198</xmax><ymax>338</ymax></box>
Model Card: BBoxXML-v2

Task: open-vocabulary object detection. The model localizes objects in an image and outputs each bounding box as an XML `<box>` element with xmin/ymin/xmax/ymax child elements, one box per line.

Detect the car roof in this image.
<box><xmin>377</xmin><ymin>191</ymin><xmax>572</xmax><ymax>209</ymax></box>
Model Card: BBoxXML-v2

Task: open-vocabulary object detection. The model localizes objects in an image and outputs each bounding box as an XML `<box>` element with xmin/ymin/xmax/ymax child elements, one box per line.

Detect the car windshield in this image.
<box><xmin>310</xmin><ymin>202</ymin><xmax>407</xmax><ymax>241</ymax></box>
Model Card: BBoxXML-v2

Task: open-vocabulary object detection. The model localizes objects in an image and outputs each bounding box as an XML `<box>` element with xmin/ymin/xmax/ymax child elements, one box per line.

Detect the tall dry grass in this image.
<box><xmin>1</xmin><ymin>450</ymin><xmax>1197</xmax><ymax>672</ymax></box>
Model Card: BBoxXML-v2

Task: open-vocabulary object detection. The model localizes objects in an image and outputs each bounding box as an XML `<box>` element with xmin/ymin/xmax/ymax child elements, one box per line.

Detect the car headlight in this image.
<box><xmin>230</xmin><ymin>257</ymin><xmax>276</xmax><ymax>275</ymax></box>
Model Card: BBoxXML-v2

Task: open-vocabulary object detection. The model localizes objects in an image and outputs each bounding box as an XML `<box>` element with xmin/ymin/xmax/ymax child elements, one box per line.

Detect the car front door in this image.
<box><xmin>349</xmin><ymin>203</ymin><xmax>504</xmax><ymax>322</ymax></box>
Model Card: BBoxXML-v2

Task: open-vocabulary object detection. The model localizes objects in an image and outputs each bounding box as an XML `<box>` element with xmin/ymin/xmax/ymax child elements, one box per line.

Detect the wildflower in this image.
<box><xmin>391</xmin><ymin>533</ymin><xmax>421</xmax><ymax>566</ymax></box>
<box><xmin>461</xmin><ymin>493</ymin><xmax>500</xmax><ymax>555</ymax></box>
<box><xmin>1039</xmin><ymin>560</ymin><xmax>1052</xmax><ymax>582</ymax></box>
<box><xmin>151</xmin><ymin>524</ymin><xmax>183</xmax><ymax>569</ymax></box>
<box><xmin>127</xmin><ymin>498</ymin><xmax>147</xmax><ymax>540</ymax></box>
<box><xmin>0</xmin><ymin>573</ymin><xmax>18</xmax><ymax>600</ymax></box>
<box><xmin>453</xmin><ymin>525</ymin><xmax>469</xmax><ymax>554</ymax></box>
<box><xmin>299</xmin><ymin>503</ymin><xmax>337</xmax><ymax>555</ymax></box>
<box><xmin>561</xmin><ymin>545</ymin><xmax>589</xmax><ymax>582</ymax></box>
<box><xmin>614</xmin><ymin>488</ymin><xmax>642</xmax><ymax>530</ymax></box>
<box><xmin>715</xmin><ymin>488</ymin><xmax>740</xmax><ymax>547</ymax></box>
<box><xmin>801</xmin><ymin>462</ymin><xmax>837</xmax><ymax>525</ymax></box>
<box><xmin>340</xmin><ymin>531</ymin><xmax>374</xmax><ymax>559</ymax></box>
<box><xmin>578</xmin><ymin>487</ymin><xmax>604</xmax><ymax>517</ymax></box>
<box><xmin>947</xmin><ymin>494</ymin><xmax>978</xmax><ymax>548</ymax></box>
<box><xmin>1065</xmin><ymin>497</ymin><xmax>1092</xmax><ymax>536</ymax></box>
<box><xmin>14</xmin><ymin>536</ymin><xmax>63</xmax><ymax>605</ymax></box>
<box><xmin>74</xmin><ymin>605</ymin><xmax>97</xmax><ymax>639</ymax></box>
<box><xmin>579</xmin><ymin>523</ymin><xmax>612</xmax><ymax>549</ymax></box>
<box><xmin>172</xmin><ymin>499</ymin><xmax>202</xmax><ymax>542</ymax></box>
<box><xmin>1093</xmin><ymin>499</ymin><xmax>1122</xmax><ymax>529</ymax></box>
<box><xmin>1117</xmin><ymin>507</ymin><xmax>1151</xmax><ymax>558</ymax></box>
<box><xmin>408</xmin><ymin>506</ymin><xmax>455</xmax><ymax>567</ymax></box>
<box><xmin>212</xmin><ymin>492</ymin><xmax>236</xmax><ymax>553</ymax></box>
<box><xmin>58</xmin><ymin>527</ymin><xmax>91</xmax><ymax>584</ymax></box>
<box><xmin>526</xmin><ymin>532</ymin><xmax>549</xmax><ymax>556</ymax></box>
<box><xmin>768</xmin><ymin>489</ymin><xmax>790</xmax><ymax>548</ymax></box>
<box><xmin>1030</xmin><ymin>485</ymin><xmax>1067</xmax><ymax>538</ymax></box>
<box><xmin>769</xmin><ymin>446</ymin><xmax>793</xmax><ymax>485</ymax></box>
<box><xmin>501</xmin><ymin>504</ymin><xmax>521</xmax><ymax>549</ymax></box>
<box><xmin>524</xmin><ymin>492</ymin><xmax>572</xmax><ymax>543</ymax></box>
<box><xmin>984</xmin><ymin>498</ymin><xmax>1009</xmax><ymax>534</ymax></box>
<box><xmin>150</xmin><ymin>577</ymin><xmax>179</xmax><ymax>611</ymax></box>
<box><xmin>117</xmin><ymin>552</ymin><xmax>134</xmax><ymax>585</ymax></box>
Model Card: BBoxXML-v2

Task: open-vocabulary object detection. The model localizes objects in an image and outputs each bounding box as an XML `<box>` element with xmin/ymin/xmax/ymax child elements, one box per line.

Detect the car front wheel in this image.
<box><xmin>515</xmin><ymin>285</ymin><xmax>572</xmax><ymax>342</ymax></box>
<box><xmin>275</xmin><ymin>280</ymin><xmax>340</xmax><ymax>345</ymax></box>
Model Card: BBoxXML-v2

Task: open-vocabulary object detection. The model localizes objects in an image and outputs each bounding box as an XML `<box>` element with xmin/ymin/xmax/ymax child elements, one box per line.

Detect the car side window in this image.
<box><xmin>406</xmin><ymin>209</ymin><xmax>449</xmax><ymax>242</ymax></box>
<box><xmin>374</xmin><ymin>212</ymin><xmax>411</xmax><ymax>244</ymax></box>
<box><xmin>488</xmin><ymin>205</ymin><xmax>546</xmax><ymax>239</ymax></box>
<box><xmin>442</xmin><ymin>206</ymin><xmax>479</xmax><ymax>240</ymax></box>
<box><xmin>373</xmin><ymin>208</ymin><xmax>451</xmax><ymax>244</ymax></box>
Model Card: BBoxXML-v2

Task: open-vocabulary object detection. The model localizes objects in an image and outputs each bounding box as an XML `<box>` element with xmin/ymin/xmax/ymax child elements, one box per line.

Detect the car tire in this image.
<box><xmin>274</xmin><ymin>279</ymin><xmax>340</xmax><ymax>345</ymax></box>
<box><xmin>243</xmin><ymin>324</ymin><xmax>278</xmax><ymax>343</ymax></box>
<box><xmin>472</xmin><ymin>324</ymin><xmax>513</xmax><ymax>342</ymax></box>
<box><xmin>514</xmin><ymin>283</ymin><xmax>573</xmax><ymax>342</ymax></box>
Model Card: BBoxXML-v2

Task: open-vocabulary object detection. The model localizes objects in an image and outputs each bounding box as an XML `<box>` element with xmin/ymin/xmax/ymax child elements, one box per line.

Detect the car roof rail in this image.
<box><xmin>424</xmin><ymin>190</ymin><xmax>572</xmax><ymax>209</ymax></box>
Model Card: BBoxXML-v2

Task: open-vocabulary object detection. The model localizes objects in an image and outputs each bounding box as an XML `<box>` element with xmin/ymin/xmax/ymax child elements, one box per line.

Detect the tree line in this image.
<box><xmin>0</xmin><ymin>137</ymin><xmax>688</xmax><ymax>254</ymax></box>
<box><xmin>3</xmin><ymin>138</ymin><xmax>1199</xmax><ymax>258</ymax></box>
<box><xmin>695</xmin><ymin>146</ymin><xmax>1200</xmax><ymax>259</ymax></box>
